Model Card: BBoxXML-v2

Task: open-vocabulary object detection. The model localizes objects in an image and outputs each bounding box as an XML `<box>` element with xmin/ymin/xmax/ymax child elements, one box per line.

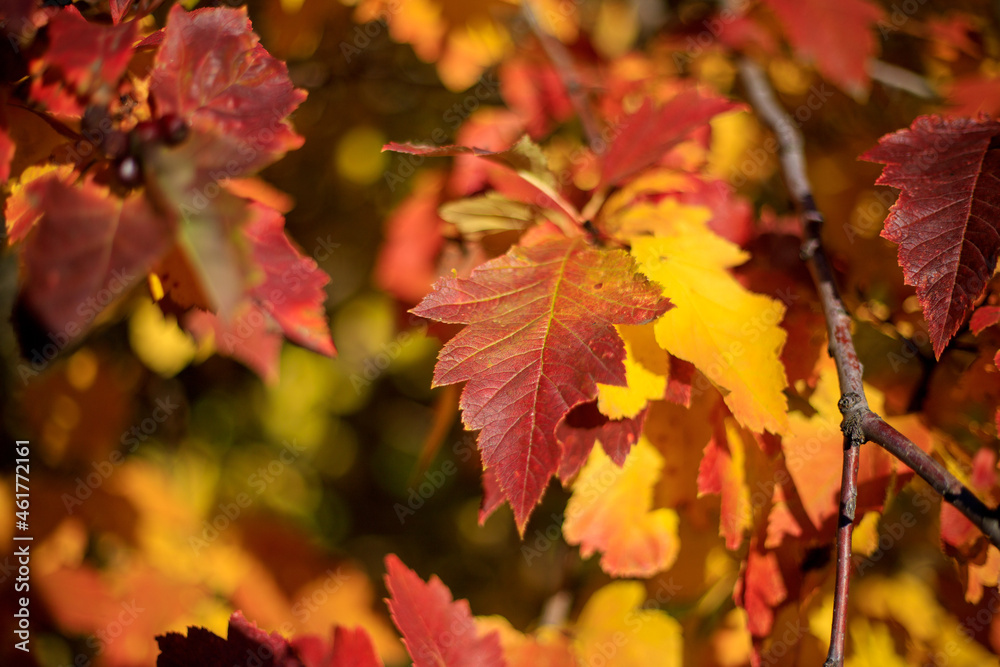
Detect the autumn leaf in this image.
<box><xmin>179</xmin><ymin>205</ymin><xmax>333</xmax><ymax>379</ymax></box>
<box><xmin>243</xmin><ymin>204</ymin><xmax>334</xmax><ymax>357</ymax></box>
<box><xmin>600</xmin><ymin>89</ymin><xmax>740</xmax><ymax>188</ymax></box>
<box><xmin>554</xmin><ymin>400</ymin><xmax>646</xmax><ymax>481</ymax></box>
<box><xmin>861</xmin><ymin>115</ymin><xmax>1000</xmax><ymax>358</ymax></box>
<box><xmin>595</xmin><ymin>330</ymin><xmax>667</xmax><ymax>420</ymax></box>
<box><xmin>573</xmin><ymin>581</ymin><xmax>683</xmax><ymax>666</ymax></box>
<box><xmin>630</xmin><ymin>202</ymin><xmax>789</xmax><ymax>434</ymax></box>
<box><xmin>563</xmin><ymin>437</ymin><xmax>680</xmax><ymax>577</ymax></box>
<box><xmin>383</xmin><ymin>554</ymin><xmax>505</xmax><ymax>667</ymax></box>
<box><xmin>760</xmin><ymin>0</ymin><xmax>883</xmax><ymax>94</ymax></box>
<box><xmin>30</xmin><ymin>8</ymin><xmax>137</xmax><ymax>115</ymax></box>
<box><xmin>733</xmin><ymin>536</ymin><xmax>787</xmax><ymax>639</ymax></box>
<box><xmin>184</xmin><ymin>305</ymin><xmax>283</xmax><ymax>382</ymax></box>
<box><xmin>7</xmin><ymin>172</ymin><xmax>174</xmax><ymax>342</ymax></box>
<box><xmin>383</xmin><ymin>136</ymin><xmax>582</xmax><ymax>226</ymax></box>
<box><xmin>157</xmin><ymin>611</ymin><xmax>384</xmax><ymax>667</ymax></box>
<box><xmin>412</xmin><ymin>230</ymin><xmax>670</xmax><ymax>530</ymax></box>
<box><xmin>698</xmin><ymin>417</ymin><xmax>755</xmax><ymax>550</ymax></box>
<box><xmin>156</xmin><ymin>611</ymin><xmax>306</xmax><ymax>667</ymax></box>
<box><xmin>150</xmin><ymin>5</ymin><xmax>307</xmax><ymax>173</ymax></box>
<box><xmin>110</xmin><ymin>0</ymin><xmax>135</xmax><ymax>25</ymax></box>
<box><xmin>375</xmin><ymin>170</ymin><xmax>446</xmax><ymax>303</ymax></box>
<box><xmin>838</xmin><ymin>573</ymin><xmax>998</xmax><ymax>665</ymax></box>
<box><xmin>294</xmin><ymin>626</ymin><xmax>385</xmax><ymax>667</ymax></box>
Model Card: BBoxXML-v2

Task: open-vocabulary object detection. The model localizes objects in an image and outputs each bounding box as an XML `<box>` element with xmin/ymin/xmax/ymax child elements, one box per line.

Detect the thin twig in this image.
<box><xmin>521</xmin><ymin>1</ymin><xmax>603</xmax><ymax>152</ymax></box>
<box><xmin>738</xmin><ymin>57</ymin><xmax>1000</xmax><ymax>667</ymax></box>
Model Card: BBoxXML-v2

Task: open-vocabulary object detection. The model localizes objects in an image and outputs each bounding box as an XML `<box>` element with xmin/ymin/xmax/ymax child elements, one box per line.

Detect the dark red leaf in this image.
<box><xmin>665</xmin><ymin>356</ymin><xmax>695</xmax><ymax>407</ymax></box>
<box><xmin>156</xmin><ymin>611</ymin><xmax>305</xmax><ymax>667</ymax></box>
<box><xmin>150</xmin><ymin>5</ymin><xmax>306</xmax><ymax>172</ymax></box>
<box><xmin>599</xmin><ymin>89</ymin><xmax>739</xmax><ymax>188</ymax></box>
<box><xmin>10</xmin><ymin>173</ymin><xmax>174</xmax><ymax>342</ymax></box>
<box><xmin>555</xmin><ymin>400</ymin><xmax>647</xmax><ymax>481</ymax></box>
<box><xmin>861</xmin><ymin>116</ymin><xmax>1000</xmax><ymax>357</ymax></box>
<box><xmin>411</xmin><ymin>230</ymin><xmax>670</xmax><ymax>530</ymax></box>
<box><xmin>383</xmin><ymin>554</ymin><xmax>504</xmax><ymax>667</ymax></box>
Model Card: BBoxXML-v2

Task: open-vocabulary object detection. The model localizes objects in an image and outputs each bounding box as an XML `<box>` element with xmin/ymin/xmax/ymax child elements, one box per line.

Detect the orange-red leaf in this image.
<box><xmin>600</xmin><ymin>90</ymin><xmax>739</xmax><ymax>188</ymax></box>
<box><xmin>761</xmin><ymin>0</ymin><xmax>883</xmax><ymax>94</ymax></box>
<box><xmin>244</xmin><ymin>204</ymin><xmax>334</xmax><ymax>357</ymax></box>
<box><xmin>29</xmin><ymin>8</ymin><xmax>137</xmax><ymax>115</ymax></box>
<box><xmin>861</xmin><ymin>116</ymin><xmax>1000</xmax><ymax>357</ymax></box>
<box><xmin>412</xmin><ymin>232</ymin><xmax>671</xmax><ymax>530</ymax></box>
<box><xmin>383</xmin><ymin>554</ymin><xmax>504</xmax><ymax>667</ymax></box>
<box><xmin>293</xmin><ymin>626</ymin><xmax>385</xmax><ymax>667</ymax></box>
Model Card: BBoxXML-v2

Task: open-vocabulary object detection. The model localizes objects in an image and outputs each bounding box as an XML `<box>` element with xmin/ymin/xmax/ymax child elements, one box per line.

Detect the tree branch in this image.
<box><xmin>738</xmin><ymin>57</ymin><xmax>1000</xmax><ymax>667</ymax></box>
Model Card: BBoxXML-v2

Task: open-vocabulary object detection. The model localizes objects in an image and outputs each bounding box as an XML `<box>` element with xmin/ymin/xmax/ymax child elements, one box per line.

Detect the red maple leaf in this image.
<box><xmin>411</xmin><ymin>230</ymin><xmax>670</xmax><ymax>530</ymax></box>
<box><xmin>383</xmin><ymin>554</ymin><xmax>504</xmax><ymax>667</ymax></box>
<box><xmin>760</xmin><ymin>0</ymin><xmax>883</xmax><ymax>94</ymax></box>
<box><xmin>150</xmin><ymin>5</ymin><xmax>307</xmax><ymax>173</ymax></box>
<box><xmin>599</xmin><ymin>89</ymin><xmax>739</xmax><ymax>188</ymax></box>
<box><xmin>861</xmin><ymin>115</ymin><xmax>1000</xmax><ymax>357</ymax></box>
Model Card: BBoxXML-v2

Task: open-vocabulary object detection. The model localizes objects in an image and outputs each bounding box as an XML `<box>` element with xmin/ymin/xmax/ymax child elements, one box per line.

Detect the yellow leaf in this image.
<box><xmin>707</xmin><ymin>110</ymin><xmax>767</xmax><ymax>183</ymax></box>
<box><xmin>596</xmin><ymin>328</ymin><xmax>667</xmax><ymax>419</ymax></box>
<box><xmin>631</xmin><ymin>205</ymin><xmax>789</xmax><ymax>433</ymax></box>
<box><xmin>574</xmin><ymin>581</ymin><xmax>683</xmax><ymax>666</ymax></box>
<box><xmin>564</xmin><ymin>438</ymin><xmax>680</xmax><ymax>577</ymax></box>
<box><xmin>848</xmin><ymin>574</ymin><xmax>997</xmax><ymax>667</ymax></box>
<box><xmin>129</xmin><ymin>299</ymin><xmax>200</xmax><ymax>378</ymax></box>
<box><xmin>844</xmin><ymin>619</ymin><xmax>908</xmax><ymax>667</ymax></box>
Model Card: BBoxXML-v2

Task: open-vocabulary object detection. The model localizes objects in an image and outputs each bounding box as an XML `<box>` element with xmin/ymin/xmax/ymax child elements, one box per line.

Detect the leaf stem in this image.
<box><xmin>738</xmin><ymin>57</ymin><xmax>1000</xmax><ymax>667</ymax></box>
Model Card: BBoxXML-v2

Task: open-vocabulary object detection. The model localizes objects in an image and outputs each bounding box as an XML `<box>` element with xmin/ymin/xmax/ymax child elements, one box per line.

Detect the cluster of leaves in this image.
<box><xmin>370</xmin><ymin>0</ymin><xmax>1000</xmax><ymax>664</ymax></box>
<box><xmin>159</xmin><ymin>554</ymin><xmax>680</xmax><ymax>666</ymax></box>
<box><xmin>2</xmin><ymin>1</ymin><xmax>334</xmax><ymax>384</ymax></box>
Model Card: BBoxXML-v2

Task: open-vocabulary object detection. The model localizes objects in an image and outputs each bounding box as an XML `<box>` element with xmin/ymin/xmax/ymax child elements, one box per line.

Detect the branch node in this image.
<box><xmin>838</xmin><ymin>393</ymin><xmax>866</xmax><ymax>448</ymax></box>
